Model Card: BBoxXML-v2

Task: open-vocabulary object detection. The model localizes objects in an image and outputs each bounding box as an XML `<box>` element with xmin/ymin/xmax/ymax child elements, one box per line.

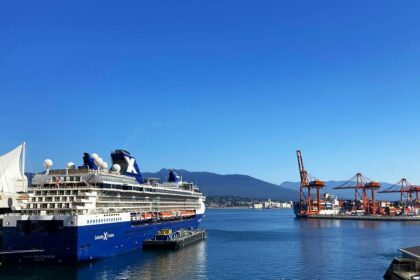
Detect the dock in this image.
<box><xmin>294</xmin><ymin>150</ymin><xmax>420</xmax><ymax>222</ymax></box>
<box><xmin>384</xmin><ymin>246</ymin><xmax>420</xmax><ymax>279</ymax></box>
<box><xmin>143</xmin><ymin>229</ymin><xmax>206</xmax><ymax>250</ymax></box>
<box><xmin>306</xmin><ymin>215</ymin><xmax>420</xmax><ymax>222</ymax></box>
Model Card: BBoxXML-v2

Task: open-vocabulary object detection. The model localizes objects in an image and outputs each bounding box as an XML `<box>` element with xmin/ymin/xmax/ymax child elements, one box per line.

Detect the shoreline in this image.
<box><xmin>306</xmin><ymin>215</ymin><xmax>420</xmax><ymax>222</ymax></box>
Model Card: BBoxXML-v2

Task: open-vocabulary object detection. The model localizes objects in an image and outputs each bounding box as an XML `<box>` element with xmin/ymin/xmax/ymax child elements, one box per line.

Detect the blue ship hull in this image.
<box><xmin>293</xmin><ymin>202</ymin><xmax>309</xmax><ymax>218</ymax></box>
<box><xmin>2</xmin><ymin>215</ymin><xmax>203</xmax><ymax>264</ymax></box>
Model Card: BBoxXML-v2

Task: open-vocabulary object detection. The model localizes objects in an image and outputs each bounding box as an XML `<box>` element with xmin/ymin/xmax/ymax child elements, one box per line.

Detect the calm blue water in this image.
<box><xmin>0</xmin><ymin>209</ymin><xmax>419</xmax><ymax>280</ymax></box>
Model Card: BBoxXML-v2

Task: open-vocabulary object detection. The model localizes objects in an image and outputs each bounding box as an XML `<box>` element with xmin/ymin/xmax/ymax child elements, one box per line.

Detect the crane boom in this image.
<box><xmin>296</xmin><ymin>150</ymin><xmax>308</xmax><ymax>186</ymax></box>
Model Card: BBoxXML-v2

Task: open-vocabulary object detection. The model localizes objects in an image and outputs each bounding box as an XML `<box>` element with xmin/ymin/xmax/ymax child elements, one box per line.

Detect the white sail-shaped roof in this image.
<box><xmin>0</xmin><ymin>144</ymin><xmax>27</xmax><ymax>194</ymax></box>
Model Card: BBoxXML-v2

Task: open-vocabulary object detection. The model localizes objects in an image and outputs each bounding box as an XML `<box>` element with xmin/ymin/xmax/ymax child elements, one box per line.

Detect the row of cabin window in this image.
<box><xmin>87</xmin><ymin>217</ymin><xmax>122</xmax><ymax>224</ymax></box>
<box><xmin>95</xmin><ymin>183</ymin><xmax>145</xmax><ymax>192</ymax></box>
<box><xmin>32</xmin><ymin>197</ymin><xmax>75</xmax><ymax>202</ymax></box>
<box><xmin>35</xmin><ymin>190</ymin><xmax>79</xmax><ymax>196</ymax></box>
<box><xmin>97</xmin><ymin>184</ymin><xmax>192</xmax><ymax>196</ymax></box>
<box><xmin>30</xmin><ymin>203</ymin><xmax>72</xmax><ymax>209</ymax></box>
<box><xmin>100</xmin><ymin>175</ymin><xmax>135</xmax><ymax>184</ymax></box>
<box><xmin>52</xmin><ymin>176</ymin><xmax>82</xmax><ymax>182</ymax></box>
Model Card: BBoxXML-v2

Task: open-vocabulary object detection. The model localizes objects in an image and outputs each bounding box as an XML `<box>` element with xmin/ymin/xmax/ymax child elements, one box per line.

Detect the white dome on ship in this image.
<box><xmin>43</xmin><ymin>159</ymin><xmax>53</xmax><ymax>169</ymax></box>
<box><xmin>66</xmin><ymin>162</ymin><xmax>76</xmax><ymax>169</ymax></box>
<box><xmin>112</xmin><ymin>164</ymin><xmax>121</xmax><ymax>173</ymax></box>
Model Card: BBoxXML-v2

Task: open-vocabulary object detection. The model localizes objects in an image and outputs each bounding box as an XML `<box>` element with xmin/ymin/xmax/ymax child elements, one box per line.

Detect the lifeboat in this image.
<box><xmin>158</xmin><ymin>211</ymin><xmax>174</xmax><ymax>220</ymax></box>
<box><xmin>142</xmin><ymin>212</ymin><xmax>154</xmax><ymax>220</ymax></box>
<box><xmin>180</xmin><ymin>210</ymin><xmax>195</xmax><ymax>217</ymax></box>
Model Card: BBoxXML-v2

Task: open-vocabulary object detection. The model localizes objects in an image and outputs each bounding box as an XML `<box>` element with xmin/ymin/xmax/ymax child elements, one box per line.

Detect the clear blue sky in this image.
<box><xmin>1</xmin><ymin>1</ymin><xmax>420</xmax><ymax>184</ymax></box>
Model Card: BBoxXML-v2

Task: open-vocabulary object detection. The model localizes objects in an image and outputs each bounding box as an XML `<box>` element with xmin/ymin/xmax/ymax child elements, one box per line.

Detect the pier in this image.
<box><xmin>384</xmin><ymin>246</ymin><xmax>420</xmax><ymax>279</ymax></box>
<box><xmin>307</xmin><ymin>215</ymin><xmax>420</xmax><ymax>222</ymax></box>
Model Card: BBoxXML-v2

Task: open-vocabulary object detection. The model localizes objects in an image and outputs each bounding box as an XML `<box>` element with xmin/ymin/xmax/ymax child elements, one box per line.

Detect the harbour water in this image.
<box><xmin>1</xmin><ymin>209</ymin><xmax>419</xmax><ymax>280</ymax></box>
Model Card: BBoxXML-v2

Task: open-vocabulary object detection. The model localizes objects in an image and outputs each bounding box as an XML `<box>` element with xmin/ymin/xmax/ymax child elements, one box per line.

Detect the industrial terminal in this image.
<box><xmin>294</xmin><ymin>150</ymin><xmax>420</xmax><ymax>220</ymax></box>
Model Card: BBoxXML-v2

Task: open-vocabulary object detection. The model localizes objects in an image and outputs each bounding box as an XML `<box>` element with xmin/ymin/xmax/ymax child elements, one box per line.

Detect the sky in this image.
<box><xmin>1</xmin><ymin>1</ymin><xmax>420</xmax><ymax>185</ymax></box>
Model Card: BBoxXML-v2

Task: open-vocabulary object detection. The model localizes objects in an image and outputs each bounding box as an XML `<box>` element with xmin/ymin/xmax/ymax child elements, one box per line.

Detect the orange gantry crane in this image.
<box><xmin>333</xmin><ymin>173</ymin><xmax>381</xmax><ymax>214</ymax></box>
<box><xmin>296</xmin><ymin>150</ymin><xmax>325</xmax><ymax>216</ymax></box>
<box><xmin>378</xmin><ymin>178</ymin><xmax>420</xmax><ymax>205</ymax></box>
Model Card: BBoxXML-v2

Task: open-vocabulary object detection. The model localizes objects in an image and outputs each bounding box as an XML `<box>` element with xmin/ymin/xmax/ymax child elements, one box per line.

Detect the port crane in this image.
<box><xmin>333</xmin><ymin>173</ymin><xmax>381</xmax><ymax>214</ymax></box>
<box><xmin>379</xmin><ymin>178</ymin><xmax>420</xmax><ymax>205</ymax></box>
<box><xmin>296</xmin><ymin>150</ymin><xmax>325</xmax><ymax>216</ymax></box>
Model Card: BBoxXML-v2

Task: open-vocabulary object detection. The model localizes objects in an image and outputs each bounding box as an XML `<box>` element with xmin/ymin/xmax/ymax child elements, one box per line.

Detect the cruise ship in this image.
<box><xmin>1</xmin><ymin>150</ymin><xmax>205</xmax><ymax>263</ymax></box>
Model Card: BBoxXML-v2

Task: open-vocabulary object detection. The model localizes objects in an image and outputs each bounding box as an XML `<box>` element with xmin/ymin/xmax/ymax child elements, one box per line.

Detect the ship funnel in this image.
<box><xmin>83</xmin><ymin>153</ymin><xmax>98</xmax><ymax>170</ymax></box>
<box><xmin>168</xmin><ymin>169</ymin><xmax>181</xmax><ymax>183</ymax></box>
<box><xmin>111</xmin><ymin>150</ymin><xmax>143</xmax><ymax>183</ymax></box>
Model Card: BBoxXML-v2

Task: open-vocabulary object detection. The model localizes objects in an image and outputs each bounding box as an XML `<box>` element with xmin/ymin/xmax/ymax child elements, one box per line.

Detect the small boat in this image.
<box><xmin>142</xmin><ymin>212</ymin><xmax>154</xmax><ymax>220</ymax></box>
<box><xmin>159</xmin><ymin>211</ymin><xmax>174</xmax><ymax>220</ymax></box>
<box><xmin>142</xmin><ymin>229</ymin><xmax>206</xmax><ymax>249</ymax></box>
<box><xmin>180</xmin><ymin>210</ymin><xmax>195</xmax><ymax>218</ymax></box>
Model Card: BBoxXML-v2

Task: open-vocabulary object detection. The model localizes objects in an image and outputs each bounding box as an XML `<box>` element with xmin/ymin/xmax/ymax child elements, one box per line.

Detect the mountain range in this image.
<box><xmin>143</xmin><ymin>169</ymin><xmax>399</xmax><ymax>201</ymax></box>
<box><xmin>142</xmin><ymin>169</ymin><xmax>298</xmax><ymax>201</ymax></box>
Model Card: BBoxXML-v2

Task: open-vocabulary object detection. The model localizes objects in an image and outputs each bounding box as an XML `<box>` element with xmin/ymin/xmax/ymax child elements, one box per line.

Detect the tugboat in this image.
<box><xmin>143</xmin><ymin>228</ymin><xmax>206</xmax><ymax>249</ymax></box>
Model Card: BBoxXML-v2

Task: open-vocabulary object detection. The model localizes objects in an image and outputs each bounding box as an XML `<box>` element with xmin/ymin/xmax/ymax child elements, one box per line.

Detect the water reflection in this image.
<box><xmin>0</xmin><ymin>240</ymin><xmax>207</xmax><ymax>280</ymax></box>
<box><xmin>296</xmin><ymin>217</ymin><xmax>381</xmax><ymax>230</ymax></box>
<box><xmin>80</xmin><ymin>240</ymin><xmax>207</xmax><ymax>280</ymax></box>
<box><xmin>294</xmin><ymin>217</ymin><xmax>417</xmax><ymax>279</ymax></box>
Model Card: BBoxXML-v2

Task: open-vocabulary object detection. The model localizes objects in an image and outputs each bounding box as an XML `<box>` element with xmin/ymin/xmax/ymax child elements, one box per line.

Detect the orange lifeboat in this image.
<box><xmin>142</xmin><ymin>212</ymin><xmax>154</xmax><ymax>220</ymax></box>
<box><xmin>158</xmin><ymin>211</ymin><xmax>173</xmax><ymax>220</ymax></box>
<box><xmin>180</xmin><ymin>210</ymin><xmax>195</xmax><ymax>217</ymax></box>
